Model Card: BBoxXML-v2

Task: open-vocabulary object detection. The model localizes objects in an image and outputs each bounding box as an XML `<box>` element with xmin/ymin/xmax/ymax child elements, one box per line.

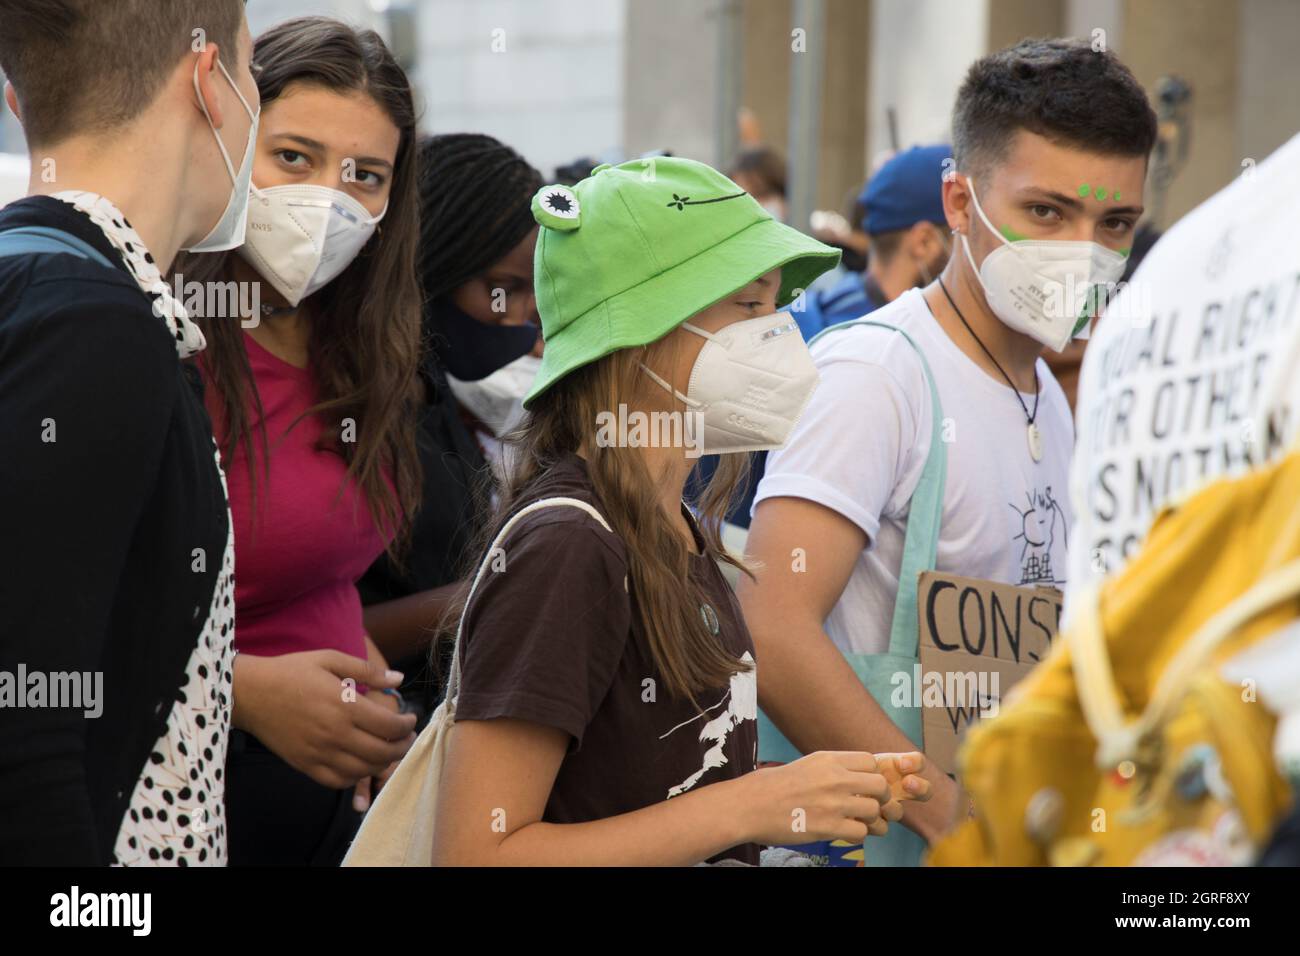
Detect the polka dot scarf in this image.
<box><xmin>51</xmin><ymin>190</ymin><xmax>207</xmax><ymax>359</ymax></box>
<box><xmin>50</xmin><ymin>191</ymin><xmax>236</xmax><ymax>865</ymax></box>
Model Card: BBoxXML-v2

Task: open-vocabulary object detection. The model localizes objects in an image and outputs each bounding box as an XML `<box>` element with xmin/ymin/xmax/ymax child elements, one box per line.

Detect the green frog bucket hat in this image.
<box><xmin>524</xmin><ymin>156</ymin><xmax>841</xmax><ymax>407</ymax></box>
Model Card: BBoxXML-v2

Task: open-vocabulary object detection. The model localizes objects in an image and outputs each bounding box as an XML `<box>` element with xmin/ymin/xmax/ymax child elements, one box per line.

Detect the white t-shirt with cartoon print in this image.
<box><xmin>755</xmin><ymin>287</ymin><xmax>1074</xmax><ymax>657</ymax></box>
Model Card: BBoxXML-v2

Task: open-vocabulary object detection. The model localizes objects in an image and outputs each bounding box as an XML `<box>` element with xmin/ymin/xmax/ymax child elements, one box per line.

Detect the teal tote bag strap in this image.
<box><xmin>756</xmin><ymin>318</ymin><xmax>947</xmax><ymax>773</ymax></box>
<box><xmin>806</xmin><ymin>318</ymin><xmax>948</xmax><ymax>868</ymax></box>
<box><xmin>756</xmin><ymin>317</ymin><xmax>947</xmax><ymax>867</ymax></box>
<box><xmin>807</xmin><ymin>318</ymin><xmax>947</xmax><ymax>660</ymax></box>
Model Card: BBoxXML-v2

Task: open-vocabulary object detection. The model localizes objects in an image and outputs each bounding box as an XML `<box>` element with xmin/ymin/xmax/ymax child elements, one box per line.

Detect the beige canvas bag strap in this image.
<box><xmin>444</xmin><ymin>496</ymin><xmax>613</xmax><ymax>703</ymax></box>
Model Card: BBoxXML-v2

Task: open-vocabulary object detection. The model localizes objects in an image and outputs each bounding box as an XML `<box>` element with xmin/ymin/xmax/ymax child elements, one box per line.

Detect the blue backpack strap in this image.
<box><xmin>808</xmin><ymin>318</ymin><xmax>947</xmax><ymax>659</ymax></box>
<box><xmin>0</xmin><ymin>225</ymin><xmax>115</xmax><ymax>270</ymax></box>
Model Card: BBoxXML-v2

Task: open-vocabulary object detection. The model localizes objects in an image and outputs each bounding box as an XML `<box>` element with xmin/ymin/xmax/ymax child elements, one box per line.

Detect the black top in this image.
<box><xmin>356</xmin><ymin>357</ymin><xmax>490</xmax><ymax>715</ymax></box>
<box><xmin>357</xmin><ymin>357</ymin><xmax>489</xmax><ymax>626</ymax></box>
<box><xmin>0</xmin><ymin>197</ymin><xmax>229</xmax><ymax>864</ymax></box>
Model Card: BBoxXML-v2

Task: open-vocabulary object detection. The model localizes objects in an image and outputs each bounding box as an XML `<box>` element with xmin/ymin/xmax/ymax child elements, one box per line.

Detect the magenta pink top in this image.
<box><xmin>204</xmin><ymin>333</ymin><xmax>391</xmax><ymax>661</ymax></box>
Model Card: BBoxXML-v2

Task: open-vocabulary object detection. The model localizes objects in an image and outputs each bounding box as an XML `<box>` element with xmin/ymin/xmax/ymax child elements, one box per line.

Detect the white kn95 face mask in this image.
<box><xmin>640</xmin><ymin>313</ymin><xmax>820</xmax><ymax>456</ymax></box>
<box><xmin>239</xmin><ymin>184</ymin><xmax>386</xmax><ymax>306</ymax></box>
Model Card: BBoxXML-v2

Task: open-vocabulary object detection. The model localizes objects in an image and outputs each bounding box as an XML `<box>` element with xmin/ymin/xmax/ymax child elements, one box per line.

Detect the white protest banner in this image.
<box><xmin>1068</xmin><ymin>133</ymin><xmax>1300</xmax><ymax>601</ymax></box>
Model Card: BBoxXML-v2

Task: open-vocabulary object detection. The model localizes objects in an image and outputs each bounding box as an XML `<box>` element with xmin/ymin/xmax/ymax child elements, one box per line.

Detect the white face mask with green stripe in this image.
<box><xmin>961</xmin><ymin>178</ymin><xmax>1128</xmax><ymax>352</ymax></box>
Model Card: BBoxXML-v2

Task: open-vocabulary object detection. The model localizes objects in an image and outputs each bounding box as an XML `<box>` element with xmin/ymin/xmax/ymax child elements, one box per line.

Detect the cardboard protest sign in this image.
<box><xmin>914</xmin><ymin>571</ymin><xmax>1062</xmax><ymax>776</ymax></box>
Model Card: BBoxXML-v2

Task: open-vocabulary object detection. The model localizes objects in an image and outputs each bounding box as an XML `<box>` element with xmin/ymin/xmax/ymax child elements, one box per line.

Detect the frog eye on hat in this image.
<box><xmin>533</xmin><ymin>184</ymin><xmax>581</xmax><ymax>232</ymax></box>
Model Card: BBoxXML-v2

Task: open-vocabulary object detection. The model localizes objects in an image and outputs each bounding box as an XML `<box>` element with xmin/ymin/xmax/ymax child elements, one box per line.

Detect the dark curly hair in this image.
<box><xmin>416</xmin><ymin>133</ymin><xmax>543</xmax><ymax>302</ymax></box>
<box><xmin>952</xmin><ymin>37</ymin><xmax>1158</xmax><ymax>177</ymax></box>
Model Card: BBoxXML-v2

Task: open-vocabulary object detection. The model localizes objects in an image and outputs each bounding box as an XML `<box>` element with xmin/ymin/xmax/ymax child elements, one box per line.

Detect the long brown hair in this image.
<box><xmin>461</xmin><ymin>334</ymin><xmax>755</xmax><ymax>703</ymax></box>
<box><xmin>176</xmin><ymin>17</ymin><xmax>423</xmax><ymax>558</ymax></box>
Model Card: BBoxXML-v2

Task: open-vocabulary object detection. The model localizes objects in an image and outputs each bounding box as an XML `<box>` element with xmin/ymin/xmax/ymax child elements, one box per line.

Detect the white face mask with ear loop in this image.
<box><xmin>184</xmin><ymin>57</ymin><xmax>260</xmax><ymax>253</ymax></box>
<box><xmin>237</xmin><ymin>184</ymin><xmax>388</xmax><ymax>307</ymax></box>
<box><xmin>638</xmin><ymin>313</ymin><xmax>821</xmax><ymax>456</ymax></box>
<box><xmin>446</xmin><ymin>352</ymin><xmax>541</xmax><ymax>438</ymax></box>
<box><xmin>959</xmin><ymin>177</ymin><xmax>1128</xmax><ymax>352</ymax></box>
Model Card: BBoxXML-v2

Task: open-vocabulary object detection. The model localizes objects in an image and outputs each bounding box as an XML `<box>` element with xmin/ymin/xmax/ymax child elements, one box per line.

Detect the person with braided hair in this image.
<box><xmin>358</xmin><ymin>133</ymin><xmax>545</xmax><ymax>703</ymax></box>
<box><xmin>423</xmin><ymin>133</ymin><xmax>547</xmax><ymax>464</ymax></box>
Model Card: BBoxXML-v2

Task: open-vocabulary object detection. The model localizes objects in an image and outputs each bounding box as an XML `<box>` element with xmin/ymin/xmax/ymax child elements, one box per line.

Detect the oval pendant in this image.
<box><xmin>1027</xmin><ymin>422</ymin><xmax>1044</xmax><ymax>462</ymax></box>
<box><xmin>700</xmin><ymin>603</ymin><xmax>720</xmax><ymax>636</ymax></box>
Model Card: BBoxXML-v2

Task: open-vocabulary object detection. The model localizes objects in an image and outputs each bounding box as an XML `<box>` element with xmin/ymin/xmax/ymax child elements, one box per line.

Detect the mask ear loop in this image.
<box><xmin>964</xmin><ymin>177</ymin><xmax>1013</xmax><ymax>250</ymax></box>
<box><xmin>369</xmin><ymin>204</ymin><xmax>388</xmax><ymax>243</ymax></box>
<box><xmin>347</xmin><ymin>198</ymin><xmax>388</xmax><ymax>263</ymax></box>
<box><xmin>957</xmin><ymin>223</ymin><xmax>983</xmax><ymax>279</ymax></box>
<box><xmin>958</xmin><ymin>175</ymin><xmax>1023</xmax><ymax>277</ymax></box>
<box><xmin>193</xmin><ymin>60</ymin><xmax>239</xmax><ymax>186</ymax></box>
<box><xmin>954</xmin><ymin>179</ymin><xmax>1007</xmax><ymax>314</ymax></box>
<box><xmin>193</xmin><ymin>58</ymin><xmax>258</xmax><ymax>185</ymax></box>
<box><xmin>222</xmin><ymin>59</ymin><xmax>259</xmax><ymax>123</ymax></box>
<box><xmin>960</xmin><ymin>176</ymin><xmax>1019</xmax><ymax>279</ymax></box>
<box><xmin>638</xmin><ymin>363</ymin><xmax>697</xmax><ymax>406</ymax></box>
<box><xmin>679</xmin><ymin>321</ymin><xmax>717</xmax><ymax>340</ymax></box>
<box><xmin>638</xmin><ymin>333</ymin><xmax>703</xmax><ymax>410</ymax></box>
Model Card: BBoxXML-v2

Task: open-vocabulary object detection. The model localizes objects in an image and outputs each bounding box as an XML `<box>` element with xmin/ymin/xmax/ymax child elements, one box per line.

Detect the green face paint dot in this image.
<box><xmin>1094</xmin><ymin>186</ymin><xmax>1108</xmax><ymax>201</ymax></box>
<box><xmin>1113</xmin><ymin>190</ymin><xmax>1121</xmax><ymax>201</ymax></box>
<box><xmin>1077</xmin><ymin>183</ymin><xmax>1091</xmax><ymax>198</ymax></box>
<box><xmin>1000</xmin><ymin>225</ymin><xmax>1029</xmax><ymax>243</ymax></box>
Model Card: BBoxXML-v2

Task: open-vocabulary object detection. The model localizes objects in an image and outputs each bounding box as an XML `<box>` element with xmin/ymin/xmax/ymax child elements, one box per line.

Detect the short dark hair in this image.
<box><xmin>867</xmin><ymin>228</ymin><xmax>906</xmax><ymax>265</ymax></box>
<box><xmin>729</xmin><ymin>147</ymin><xmax>787</xmax><ymax>198</ymax></box>
<box><xmin>868</xmin><ymin>220</ymin><xmax>946</xmax><ymax>267</ymax></box>
<box><xmin>0</xmin><ymin>0</ymin><xmax>246</xmax><ymax>147</ymax></box>
<box><xmin>952</xmin><ymin>37</ymin><xmax>1157</xmax><ymax>178</ymax></box>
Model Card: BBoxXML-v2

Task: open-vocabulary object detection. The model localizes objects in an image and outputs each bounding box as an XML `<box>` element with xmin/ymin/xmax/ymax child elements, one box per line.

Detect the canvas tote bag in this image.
<box><xmin>342</xmin><ymin>496</ymin><xmax>613</xmax><ymax>866</ymax></box>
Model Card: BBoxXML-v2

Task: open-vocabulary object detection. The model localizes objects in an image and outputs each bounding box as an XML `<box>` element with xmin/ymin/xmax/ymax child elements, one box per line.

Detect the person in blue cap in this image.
<box><xmin>792</xmin><ymin>144</ymin><xmax>953</xmax><ymax>340</ymax></box>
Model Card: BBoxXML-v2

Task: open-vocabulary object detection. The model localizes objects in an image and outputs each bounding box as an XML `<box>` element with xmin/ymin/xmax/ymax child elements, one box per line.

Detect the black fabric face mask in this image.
<box><xmin>428</xmin><ymin>298</ymin><xmax>539</xmax><ymax>382</ymax></box>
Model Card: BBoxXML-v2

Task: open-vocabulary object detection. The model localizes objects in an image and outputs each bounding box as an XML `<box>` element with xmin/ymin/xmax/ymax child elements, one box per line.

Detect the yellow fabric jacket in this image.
<box><xmin>930</xmin><ymin>452</ymin><xmax>1300</xmax><ymax>866</ymax></box>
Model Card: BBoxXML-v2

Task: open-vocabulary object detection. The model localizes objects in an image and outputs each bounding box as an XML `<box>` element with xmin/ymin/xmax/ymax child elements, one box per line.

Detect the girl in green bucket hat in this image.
<box><xmin>428</xmin><ymin>156</ymin><xmax>932</xmax><ymax>865</ymax></box>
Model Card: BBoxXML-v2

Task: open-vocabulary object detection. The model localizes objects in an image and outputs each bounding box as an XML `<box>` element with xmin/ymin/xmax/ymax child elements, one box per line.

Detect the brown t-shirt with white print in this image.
<box><xmin>456</xmin><ymin>454</ymin><xmax>760</xmax><ymax>865</ymax></box>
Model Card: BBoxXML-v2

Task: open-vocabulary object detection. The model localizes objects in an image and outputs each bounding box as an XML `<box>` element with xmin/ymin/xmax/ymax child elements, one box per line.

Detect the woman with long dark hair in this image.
<box><xmin>358</xmin><ymin>134</ymin><xmax>544</xmax><ymax>698</ymax></box>
<box><xmin>176</xmin><ymin>17</ymin><xmax>422</xmax><ymax>865</ymax></box>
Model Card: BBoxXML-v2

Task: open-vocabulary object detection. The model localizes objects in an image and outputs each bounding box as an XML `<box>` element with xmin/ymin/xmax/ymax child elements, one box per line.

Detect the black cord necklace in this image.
<box><xmin>937</xmin><ymin>276</ymin><xmax>1044</xmax><ymax>462</ymax></box>
<box><xmin>260</xmin><ymin>301</ymin><xmax>297</xmax><ymax>319</ymax></box>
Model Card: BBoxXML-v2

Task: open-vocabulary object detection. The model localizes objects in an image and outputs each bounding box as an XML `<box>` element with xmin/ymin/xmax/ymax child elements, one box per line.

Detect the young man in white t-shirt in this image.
<box><xmin>738</xmin><ymin>38</ymin><xmax>1158</xmax><ymax>842</ymax></box>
